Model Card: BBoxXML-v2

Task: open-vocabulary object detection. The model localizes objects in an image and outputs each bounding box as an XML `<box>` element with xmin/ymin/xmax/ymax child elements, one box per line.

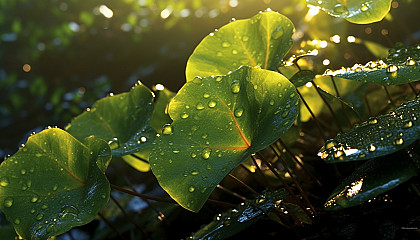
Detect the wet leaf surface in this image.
<box><xmin>324</xmin><ymin>147</ymin><xmax>419</xmax><ymax>210</ymax></box>
<box><xmin>189</xmin><ymin>189</ymin><xmax>288</xmax><ymax>240</ymax></box>
<box><xmin>307</xmin><ymin>0</ymin><xmax>392</xmax><ymax>24</ymax></box>
<box><xmin>185</xmin><ymin>10</ymin><xmax>294</xmax><ymax>81</ymax></box>
<box><xmin>325</xmin><ymin>44</ymin><xmax>420</xmax><ymax>86</ymax></box>
<box><xmin>0</xmin><ymin>128</ymin><xmax>111</xmax><ymax>239</ymax></box>
<box><xmin>319</xmin><ymin>97</ymin><xmax>420</xmax><ymax>163</ymax></box>
<box><xmin>66</xmin><ymin>83</ymin><xmax>156</xmax><ymax>157</ymax></box>
<box><xmin>289</xmin><ymin>70</ymin><xmax>315</xmax><ymax>88</ymax></box>
<box><xmin>150</xmin><ymin>66</ymin><xmax>299</xmax><ymax>211</ymax></box>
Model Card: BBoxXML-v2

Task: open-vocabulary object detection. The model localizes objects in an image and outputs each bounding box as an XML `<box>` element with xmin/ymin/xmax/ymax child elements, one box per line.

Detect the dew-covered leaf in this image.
<box><xmin>185</xmin><ymin>10</ymin><xmax>294</xmax><ymax>81</ymax></box>
<box><xmin>66</xmin><ymin>82</ymin><xmax>156</xmax><ymax>157</ymax></box>
<box><xmin>307</xmin><ymin>0</ymin><xmax>392</xmax><ymax>24</ymax></box>
<box><xmin>150</xmin><ymin>86</ymin><xmax>176</xmax><ymax>133</ymax></box>
<box><xmin>122</xmin><ymin>150</ymin><xmax>151</xmax><ymax>172</ymax></box>
<box><xmin>189</xmin><ymin>189</ymin><xmax>288</xmax><ymax>240</ymax></box>
<box><xmin>318</xmin><ymin>97</ymin><xmax>420</xmax><ymax>163</ymax></box>
<box><xmin>289</xmin><ymin>70</ymin><xmax>315</xmax><ymax>88</ymax></box>
<box><xmin>0</xmin><ymin>128</ymin><xmax>111</xmax><ymax>239</ymax></box>
<box><xmin>150</xmin><ymin>66</ymin><xmax>299</xmax><ymax>211</ymax></box>
<box><xmin>325</xmin><ymin>44</ymin><xmax>420</xmax><ymax>86</ymax></box>
<box><xmin>324</xmin><ymin>148</ymin><xmax>419</xmax><ymax>210</ymax></box>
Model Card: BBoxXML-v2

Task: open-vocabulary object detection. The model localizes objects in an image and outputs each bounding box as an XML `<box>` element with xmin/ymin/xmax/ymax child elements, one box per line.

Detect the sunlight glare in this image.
<box><xmin>99</xmin><ymin>5</ymin><xmax>113</xmax><ymax>18</ymax></box>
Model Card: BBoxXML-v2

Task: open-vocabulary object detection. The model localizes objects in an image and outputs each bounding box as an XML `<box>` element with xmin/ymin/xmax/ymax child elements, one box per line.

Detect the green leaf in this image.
<box><xmin>189</xmin><ymin>189</ymin><xmax>288</xmax><ymax>240</ymax></box>
<box><xmin>122</xmin><ymin>150</ymin><xmax>151</xmax><ymax>172</ymax></box>
<box><xmin>150</xmin><ymin>86</ymin><xmax>176</xmax><ymax>133</ymax></box>
<box><xmin>316</xmin><ymin>87</ymin><xmax>362</xmax><ymax>119</ymax></box>
<box><xmin>185</xmin><ymin>10</ymin><xmax>294</xmax><ymax>81</ymax></box>
<box><xmin>289</xmin><ymin>70</ymin><xmax>315</xmax><ymax>88</ymax></box>
<box><xmin>307</xmin><ymin>0</ymin><xmax>392</xmax><ymax>24</ymax></box>
<box><xmin>324</xmin><ymin>149</ymin><xmax>419</xmax><ymax>210</ymax></box>
<box><xmin>150</xmin><ymin>66</ymin><xmax>299</xmax><ymax>211</ymax></box>
<box><xmin>66</xmin><ymin>82</ymin><xmax>156</xmax><ymax>157</ymax></box>
<box><xmin>325</xmin><ymin>44</ymin><xmax>420</xmax><ymax>86</ymax></box>
<box><xmin>318</xmin><ymin>97</ymin><xmax>420</xmax><ymax>163</ymax></box>
<box><xmin>0</xmin><ymin>128</ymin><xmax>111</xmax><ymax>239</ymax></box>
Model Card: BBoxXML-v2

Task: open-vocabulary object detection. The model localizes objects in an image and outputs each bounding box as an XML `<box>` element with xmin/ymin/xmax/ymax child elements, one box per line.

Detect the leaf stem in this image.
<box><xmin>228</xmin><ymin>173</ymin><xmax>259</xmax><ymax>195</ymax></box>
<box><xmin>111</xmin><ymin>183</ymin><xmax>175</xmax><ymax>203</ymax></box>
<box><xmin>110</xmin><ymin>194</ymin><xmax>150</xmax><ymax>239</ymax></box>
<box><xmin>98</xmin><ymin>212</ymin><xmax>127</xmax><ymax>240</ymax></box>
<box><xmin>312</xmin><ymin>82</ymin><xmax>343</xmax><ymax>132</ymax></box>
<box><xmin>216</xmin><ymin>184</ymin><xmax>247</xmax><ymax>201</ymax></box>
<box><xmin>408</xmin><ymin>83</ymin><xmax>418</xmax><ymax>96</ymax></box>
<box><xmin>383</xmin><ymin>86</ymin><xmax>395</xmax><ymax>107</ymax></box>
<box><xmin>330</xmin><ymin>75</ymin><xmax>354</xmax><ymax>126</ymax></box>
<box><xmin>296</xmin><ymin>89</ymin><xmax>326</xmax><ymax>142</ymax></box>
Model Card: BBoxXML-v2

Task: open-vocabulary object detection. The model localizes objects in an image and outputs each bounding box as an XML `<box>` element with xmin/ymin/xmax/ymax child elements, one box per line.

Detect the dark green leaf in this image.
<box><xmin>307</xmin><ymin>0</ymin><xmax>392</xmax><ymax>24</ymax></box>
<box><xmin>289</xmin><ymin>70</ymin><xmax>315</xmax><ymax>88</ymax></box>
<box><xmin>150</xmin><ymin>66</ymin><xmax>299</xmax><ymax>211</ymax></box>
<box><xmin>150</xmin><ymin>86</ymin><xmax>176</xmax><ymax>133</ymax></box>
<box><xmin>325</xmin><ymin>44</ymin><xmax>420</xmax><ymax>86</ymax></box>
<box><xmin>0</xmin><ymin>128</ymin><xmax>111</xmax><ymax>239</ymax></box>
<box><xmin>185</xmin><ymin>10</ymin><xmax>294</xmax><ymax>81</ymax></box>
<box><xmin>324</xmin><ymin>149</ymin><xmax>419</xmax><ymax>210</ymax></box>
<box><xmin>316</xmin><ymin>87</ymin><xmax>362</xmax><ymax>119</ymax></box>
<box><xmin>189</xmin><ymin>189</ymin><xmax>288</xmax><ymax>240</ymax></box>
<box><xmin>66</xmin><ymin>82</ymin><xmax>156</xmax><ymax>157</ymax></box>
<box><xmin>319</xmin><ymin>97</ymin><xmax>420</xmax><ymax>163</ymax></box>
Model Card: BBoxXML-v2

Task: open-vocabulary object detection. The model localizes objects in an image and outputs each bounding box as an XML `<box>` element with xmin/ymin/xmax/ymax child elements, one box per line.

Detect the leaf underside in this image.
<box><xmin>150</xmin><ymin>66</ymin><xmax>299</xmax><ymax>211</ymax></box>
<box><xmin>0</xmin><ymin>129</ymin><xmax>110</xmax><ymax>239</ymax></box>
<box><xmin>185</xmin><ymin>10</ymin><xmax>294</xmax><ymax>82</ymax></box>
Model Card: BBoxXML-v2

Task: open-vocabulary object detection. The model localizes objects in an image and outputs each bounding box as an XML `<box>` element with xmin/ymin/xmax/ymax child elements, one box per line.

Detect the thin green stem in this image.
<box><xmin>383</xmin><ymin>86</ymin><xmax>395</xmax><ymax>106</ymax></box>
<box><xmin>296</xmin><ymin>89</ymin><xmax>326</xmax><ymax>142</ymax></box>
<box><xmin>330</xmin><ymin>75</ymin><xmax>354</xmax><ymax>126</ymax></box>
<box><xmin>217</xmin><ymin>184</ymin><xmax>247</xmax><ymax>201</ymax></box>
<box><xmin>228</xmin><ymin>174</ymin><xmax>259</xmax><ymax>195</ymax></box>
<box><xmin>111</xmin><ymin>184</ymin><xmax>175</xmax><ymax>203</ymax></box>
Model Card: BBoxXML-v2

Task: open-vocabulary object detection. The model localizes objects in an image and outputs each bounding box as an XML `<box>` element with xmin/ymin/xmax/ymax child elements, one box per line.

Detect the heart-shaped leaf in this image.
<box><xmin>318</xmin><ymin>97</ymin><xmax>420</xmax><ymax>163</ymax></box>
<box><xmin>150</xmin><ymin>66</ymin><xmax>299</xmax><ymax>212</ymax></box>
<box><xmin>307</xmin><ymin>0</ymin><xmax>392</xmax><ymax>24</ymax></box>
<box><xmin>324</xmin><ymin>148</ymin><xmax>419</xmax><ymax>210</ymax></box>
<box><xmin>189</xmin><ymin>189</ymin><xmax>288</xmax><ymax>240</ymax></box>
<box><xmin>325</xmin><ymin>44</ymin><xmax>420</xmax><ymax>86</ymax></box>
<box><xmin>66</xmin><ymin>82</ymin><xmax>156</xmax><ymax>157</ymax></box>
<box><xmin>0</xmin><ymin>128</ymin><xmax>111</xmax><ymax>239</ymax></box>
<box><xmin>185</xmin><ymin>10</ymin><xmax>294</xmax><ymax>81</ymax></box>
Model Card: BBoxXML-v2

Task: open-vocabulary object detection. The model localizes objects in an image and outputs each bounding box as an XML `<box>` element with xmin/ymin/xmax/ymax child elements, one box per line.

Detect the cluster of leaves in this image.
<box><xmin>1</xmin><ymin>0</ymin><xmax>420</xmax><ymax>239</ymax></box>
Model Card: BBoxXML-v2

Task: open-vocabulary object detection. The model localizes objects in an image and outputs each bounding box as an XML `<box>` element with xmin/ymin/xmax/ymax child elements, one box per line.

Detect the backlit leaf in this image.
<box><xmin>318</xmin><ymin>97</ymin><xmax>420</xmax><ymax>163</ymax></box>
<box><xmin>289</xmin><ymin>70</ymin><xmax>315</xmax><ymax>88</ymax></box>
<box><xmin>325</xmin><ymin>44</ymin><xmax>420</xmax><ymax>86</ymax></box>
<box><xmin>189</xmin><ymin>189</ymin><xmax>288</xmax><ymax>240</ymax></box>
<box><xmin>185</xmin><ymin>10</ymin><xmax>294</xmax><ymax>81</ymax></box>
<box><xmin>66</xmin><ymin>82</ymin><xmax>156</xmax><ymax>157</ymax></box>
<box><xmin>307</xmin><ymin>0</ymin><xmax>392</xmax><ymax>24</ymax></box>
<box><xmin>150</xmin><ymin>66</ymin><xmax>299</xmax><ymax>211</ymax></box>
<box><xmin>0</xmin><ymin>128</ymin><xmax>111</xmax><ymax>239</ymax></box>
<box><xmin>150</xmin><ymin>86</ymin><xmax>176</xmax><ymax>133</ymax></box>
<box><xmin>324</xmin><ymin>148</ymin><xmax>419</xmax><ymax>210</ymax></box>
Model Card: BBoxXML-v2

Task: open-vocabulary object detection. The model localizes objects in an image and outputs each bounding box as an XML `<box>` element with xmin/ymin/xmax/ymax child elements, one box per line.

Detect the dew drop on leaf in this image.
<box><xmin>361</xmin><ymin>4</ymin><xmax>369</xmax><ymax>12</ymax></box>
<box><xmin>393</xmin><ymin>138</ymin><xmax>404</xmax><ymax>145</ymax></box>
<box><xmin>386</xmin><ymin>64</ymin><xmax>398</xmax><ymax>73</ymax></box>
<box><xmin>208</xmin><ymin>100</ymin><xmax>217</xmax><ymax>108</ymax></box>
<box><xmin>162</xmin><ymin>124</ymin><xmax>173</xmax><ymax>135</ymax></box>
<box><xmin>368</xmin><ymin>117</ymin><xmax>378</xmax><ymax>125</ymax></box>
<box><xmin>333</xmin><ymin>4</ymin><xmax>348</xmax><ymax>13</ymax></box>
<box><xmin>242</xmin><ymin>36</ymin><xmax>249</xmax><ymax>42</ymax></box>
<box><xmin>202</xmin><ymin>148</ymin><xmax>212</xmax><ymax>159</ymax></box>
<box><xmin>20</xmin><ymin>169</ymin><xmax>26</xmax><ymax>175</ymax></box>
<box><xmin>403</xmin><ymin>121</ymin><xmax>413</xmax><ymax>128</ymax></box>
<box><xmin>406</xmin><ymin>58</ymin><xmax>417</xmax><ymax>66</ymax></box>
<box><xmin>203</xmin><ymin>93</ymin><xmax>210</xmax><ymax>98</ymax></box>
<box><xmin>368</xmin><ymin>144</ymin><xmax>377</xmax><ymax>152</ymax></box>
<box><xmin>222</xmin><ymin>41</ymin><xmax>231</xmax><ymax>48</ymax></box>
<box><xmin>36</xmin><ymin>214</ymin><xmax>44</xmax><ymax>221</ymax></box>
<box><xmin>189</xmin><ymin>186</ymin><xmax>195</xmax><ymax>193</ymax></box>
<box><xmin>191</xmin><ymin>171</ymin><xmax>199</xmax><ymax>175</ymax></box>
<box><xmin>269</xmin><ymin>99</ymin><xmax>275</xmax><ymax>106</ymax></box>
<box><xmin>234</xmin><ymin>107</ymin><xmax>244</xmax><ymax>117</ymax></box>
<box><xmin>181</xmin><ymin>113</ymin><xmax>189</xmax><ymax>119</ymax></box>
<box><xmin>271</xmin><ymin>26</ymin><xmax>284</xmax><ymax>39</ymax></box>
<box><xmin>4</xmin><ymin>197</ymin><xmax>13</xmax><ymax>208</ymax></box>
<box><xmin>0</xmin><ymin>177</ymin><xmax>9</xmax><ymax>187</ymax></box>
<box><xmin>191</xmin><ymin>153</ymin><xmax>197</xmax><ymax>158</ymax></box>
<box><xmin>231</xmin><ymin>81</ymin><xmax>241</xmax><ymax>93</ymax></box>
<box><xmin>31</xmin><ymin>196</ymin><xmax>39</xmax><ymax>203</ymax></box>
<box><xmin>14</xmin><ymin>218</ymin><xmax>20</xmax><ymax>225</ymax></box>
<box><xmin>196</xmin><ymin>103</ymin><xmax>205</xmax><ymax>110</ymax></box>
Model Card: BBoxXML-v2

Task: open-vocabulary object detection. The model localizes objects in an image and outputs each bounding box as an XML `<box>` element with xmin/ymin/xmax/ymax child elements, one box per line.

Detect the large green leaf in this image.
<box><xmin>66</xmin><ymin>82</ymin><xmax>156</xmax><ymax>157</ymax></box>
<box><xmin>150</xmin><ymin>66</ymin><xmax>299</xmax><ymax>211</ymax></box>
<box><xmin>185</xmin><ymin>10</ymin><xmax>294</xmax><ymax>82</ymax></box>
<box><xmin>318</xmin><ymin>97</ymin><xmax>420</xmax><ymax>163</ymax></box>
<box><xmin>0</xmin><ymin>128</ymin><xmax>111</xmax><ymax>239</ymax></box>
<box><xmin>150</xmin><ymin>86</ymin><xmax>176</xmax><ymax>133</ymax></box>
<box><xmin>189</xmin><ymin>189</ymin><xmax>288</xmax><ymax>240</ymax></box>
<box><xmin>324</xmin><ymin>148</ymin><xmax>419</xmax><ymax>210</ymax></box>
<box><xmin>307</xmin><ymin>0</ymin><xmax>392</xmax><ymax>24</ymax></box>
<box><xmin>325</xmin><ymin>44</ymin><xmax>420</xmax><ymax>86</ymax></box>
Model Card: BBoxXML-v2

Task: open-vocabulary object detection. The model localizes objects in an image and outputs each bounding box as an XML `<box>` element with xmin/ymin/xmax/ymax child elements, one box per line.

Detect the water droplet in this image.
<box><xmin>386</xmin><ymin>64</ymin><xmax>398</xmax><ymax>73</ymax></box>
<box><xmin>269</xmin><ymin>99</ymin><xmax>275</xmax><ymax>106</ymax></box>
<box><xmin>191</xmin><ymin>153</ymin><xmax>197</xmax><ymax>158</ymax></box>
<box><xmin>231</xmin><ymin>81</ymin><xmax>241</xmax><ymax>93</ymax></box>
<box><xmin>361</xmin><ymin>4</ymin><xmax>369</xmax><ymax>11</ymax></box>
<box><xmin>242</xmin><ymin>36</ymin><xmax>249</xmax><ymax>42</ymax></box>
<box><xmin>272</xmin><ymin>26</ymin><xmax>284</xmax><ymax>39</ymax></box>
<box><xmin>282</xmin><ymin>110</ymin><xmax>290</xmax><ymax>118</ymax></box>
<box><xmin>31</xmin><ymin>196</ymin><xmax>39</xmax><ymax>203</ymax></box>
<box><xmin>222</xmin><ymin>41</ymin><xmax>231</xmax><ymax>48</ymax></box>
<box><xmin>289</xmin><ymin>92</ymin><xmax>296</xmax><ymax>98</ymax></box>
<box><xmin>53</xmin><ymin>184</ymin><xmax>58</xmax><ymax>191</ymax></box>
<box><xmin>202</xmin><ymin>148</ymin><xmax>212</xmax><ymax>159</ymax></box>
<box><xmin>36</xmin><ymin>214</ymin><xmax>44</xmax><ymax>220</ymax></box>
<box><xmin>0</xmin><ymin>177</ymin><xmax>9</xmax><ymax>187</ymax></box>
<box><xmin>215</xmin><ymin>76</ymin><xmax>222</xmax><ymax>82</ymax></box>
<box><xmin>4</xmin><ymin>198</ymin><xmax>13</xmax><ymax>207</ymax></box>
<box><xmin>234</xmin><ymin>107</ymin><xmax>244</xmax><ymax>117</ymax></box>
<box><xmin>203</xmin><ymin>93</ymin><xmax>210</xmax><ymax>98</ymax></box>
<box><xmin>140</xmin><ymin>136</ymin><xmax>147</xmax><ymax>143</ymax></box>
<box><xmin>403</xmin><ymin>121</ymin><xmax>413</xmax><ymax>128</ymax></box>
<box><xmin>232</xmin><ymin>49</ymin><xmax>238</xmax><ymax>55</ymax></box>
<box><xmin>191</xmin><ymin>171</ymin><xmax>199</xmax><ymax>175</ymax></box>
<box><xmin>14</xmin><ymin>218</ymin><xmax>20</xmax><ymax>225</ymax></box>
<box><xmin>181</xmin><ymin>113</ymin><xmax>189</xmax><ymax>119</ymax></box>
<box><xmin>162</xmin><ymin>124</ymin><xmax>173</xmax><ymax>135</ymax></box>
<box><xmin>393</xmin><ymin>138</ymin><xmax>404</xmax><ymax>145</ymax></box>
<box><xmin>368</xmin><ymin>117</ymin><xmax>378</xmax><ymax>125</ymax></box>
<box><xmin>406</xmin><ymin>58</ymin><xmax>417</xmax><ymax>66</ymax></box>
<box><xmin>172</xmin><ymin>149</ymin><xmax>180</xmax><ymax>154</ymax></box>
<box><xmin>168</xmin><ymin>159</ymin><xmax>173</xmax><ymax>164</ymax></box>
<box><xmin>334</xmin><ymin>4</ymin><xmax>348</xmax><ymax>13</ymax></box>
<box><xmin>20</xmin><ymin>169</ymin><xmax>26</xmax><ymax>175</ymax></box>
<box><xmin>41</xmin><ymin>204</ymin><xmax>48</xmax><ymax>209</ymax></box>
<box><xmin>189</xmin><ymin>186</ymin><xmax>195</xmax><ymax>192</ymax></box>
<box><xmin>368</xmin><ymin>144</ymin><xmax>376</xmax><ymax>152</ymax></box>
<box><xmin>208</xmin><ymin>100</ymin><xmax>217</xmax><ymax>108</ymax></box>
<box><xmin>196</xmin><ymin>103</ymin><xmax>205</xmax><ymax>110</ymax></box>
